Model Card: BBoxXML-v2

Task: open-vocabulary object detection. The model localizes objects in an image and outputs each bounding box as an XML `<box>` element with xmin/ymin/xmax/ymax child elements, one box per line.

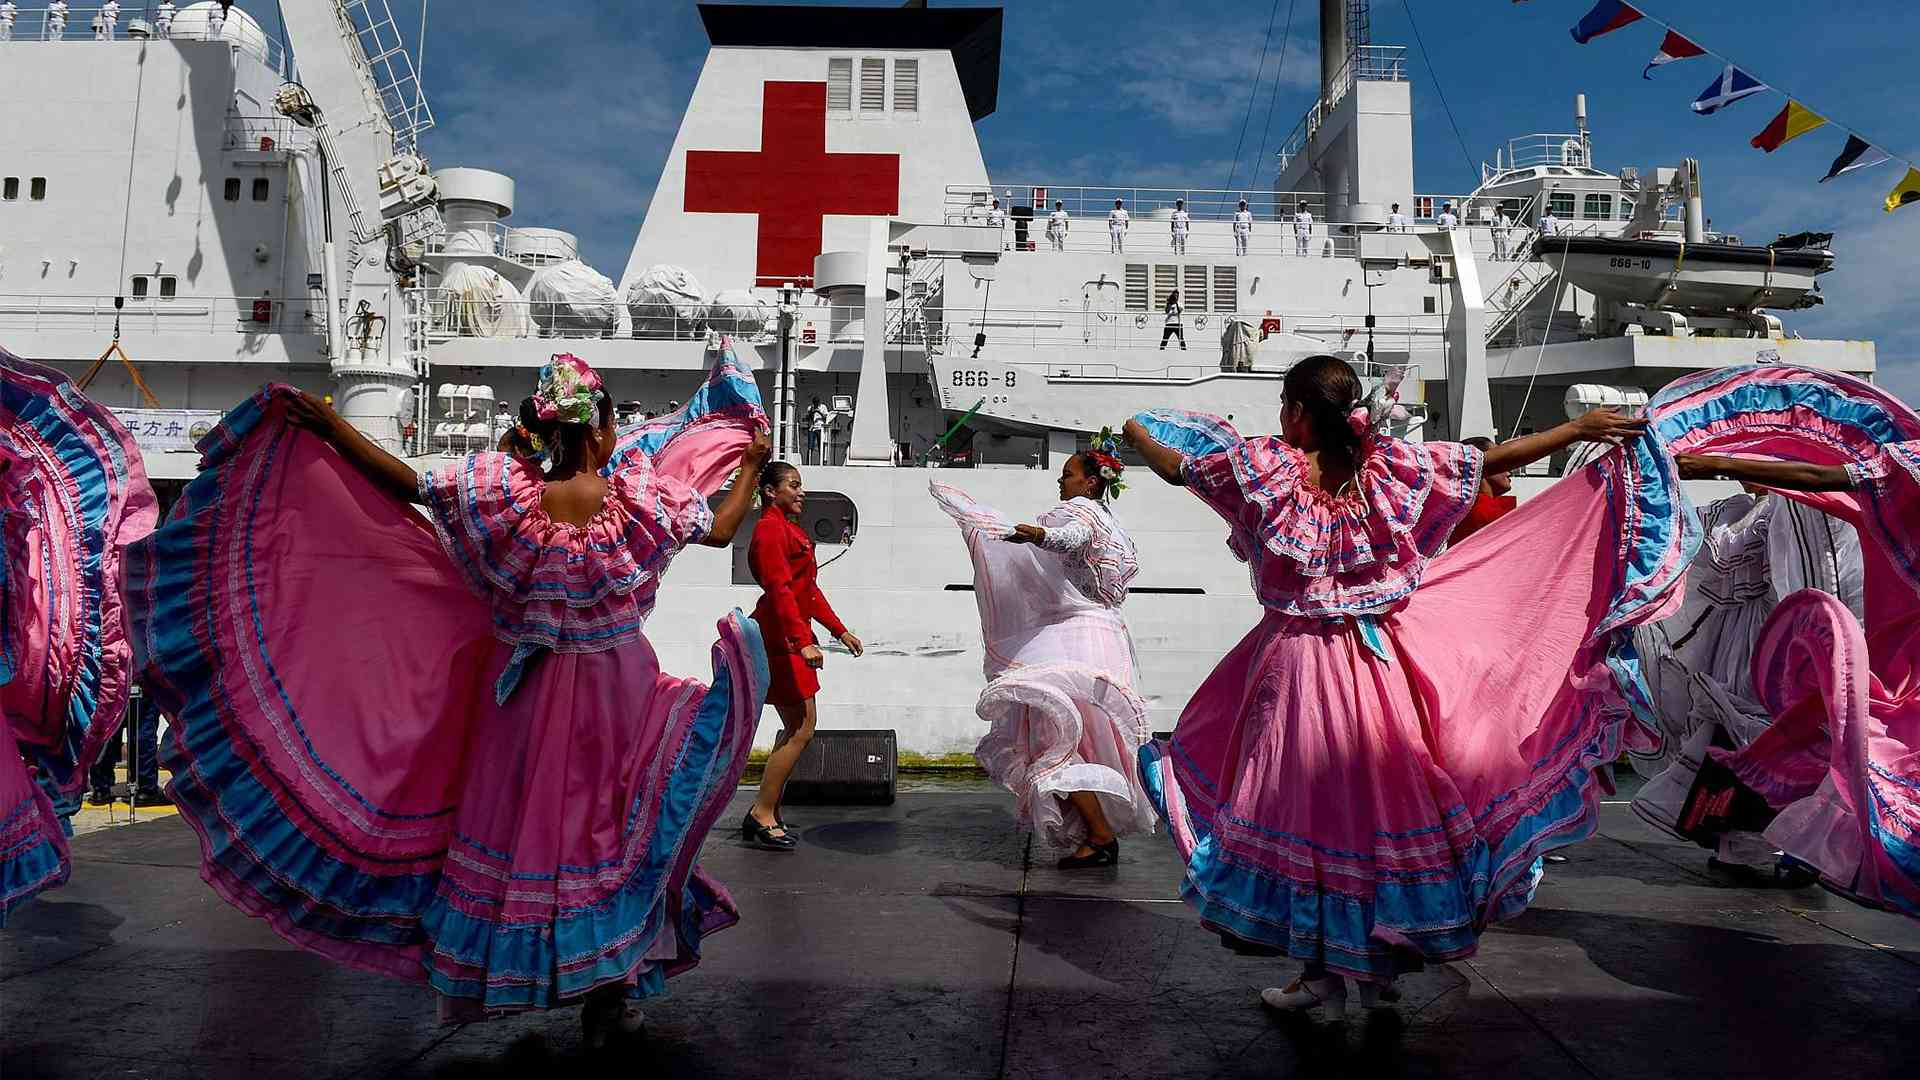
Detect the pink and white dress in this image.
<box><xmin>1</xmin><ymin>349</ymin><xmax>156</xmax><ymax>925</ymax></box>
<box><xmin>1132</xmin><ymin>406</ymin><xmax>1697</xmax><ymax>979</ymax></box>
<box><xmin>932</xmin><ymin>482</ymin><xmax>1154</xmax><ymax>849</ymax></box>
<box><xmin>124</xmin><ymin>344</ymin><xmax>769</xmax><ymax>1016</ymax></box>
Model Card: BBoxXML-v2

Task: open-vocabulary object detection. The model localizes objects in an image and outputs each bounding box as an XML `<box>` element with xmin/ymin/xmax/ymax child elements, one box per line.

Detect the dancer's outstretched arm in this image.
<box><xmin>1675</xmin><ymin>453</ymin><xmax>1854</xmax><ymax>492</ymax></box>
<box><xmin>284</xmin><ymin>390</ymin><xmax>423</xmax><ymax>505</ymax></box>
<box><xmin>701</xmin><ymin>433</ymin><xmax>772</xmax><ymax>547</ymax></box>
<box><xmin>1121</xmin><ymin>418</ymin><xmax>1188</xmax><ymax>487</ymax></box>
<box><xmin>1482</xmin><ymin>409</ymin><xmax>1648</xmax><ymax>476</ymax></box>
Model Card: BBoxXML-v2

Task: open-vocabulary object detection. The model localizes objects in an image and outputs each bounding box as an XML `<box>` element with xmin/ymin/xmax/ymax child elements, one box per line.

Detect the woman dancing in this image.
<box><xmin>1124</xmin><ymin>354</ymin><xmax>1665</xmax><ymax>1019</ymax></box>
<box><xmin>0</xmin><ymin>349</ymin><xmax>156</xmax><ymax>923</ymax></box>
<box><xmin>1650</xmin><ymin>364</ymin><xmax>1920</xmax><ymax>917</ymax></box>
<box><xmin>126</xmin><ymin>346</ymin><xmax>770</xmax><ymax>1044</ymax></box>
<box><xmin>932</xmin><ymin>443</ymin><xmax>1154</xmax><ymax>869</ymax></box>
<box><xmin>741</xmin><ymin>460</ymin><xmax>863</xmax><ymax>851</ymax></box>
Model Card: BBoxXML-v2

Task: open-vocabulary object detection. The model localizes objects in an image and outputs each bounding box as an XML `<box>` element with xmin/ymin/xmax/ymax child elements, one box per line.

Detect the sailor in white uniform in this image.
<box><xmin>209</xmin><ymin>0</ymin><xmax>228</xmax><ymax>39</ymax></box>
<box><xmin>1490</xmin><ymin>206</ymin><xmax>1512</xmax><ymax>260</ymax></box>
<box><xmin>1108</xmin><ymin>199</ymin><xmax>1129</xmax><ymax>255</ymax></box>
<box><xmin>1291</xmin><ymin>201</ymin><xmax>1313</xmax><ymax>257</ymax></box>
<box><xmin>1437</xmin><ymin>203</ymin><xmax>1459</xmax><ymax>230</ymax></box>
<box><xmin>1169</xmin><ymin>198</ymin><xmax>1191</xmax><ymax>256</ymax></box>
<box><xmin>1540</xmin><ymin>209</ymin><xmax>1562</xmax><ymax>237</ymax></box>
<box><xmin>1233</xmin><ymin>199</ymin><xmax>1253</xmax><ymax>256</ymax></box>
<box><xmin>1387</xmin><ymin>202</ymin><xmax>1408</xmax><ymax>232</ymax></box>
<box><xmin>0</xmin><ymin>2</ymin><xmax>16</xmax><ymax>42</ymax></box>
<box><xmin>45</xmin><ymin>0</ymin><xmax>67</xmax><ymax>39</ymax></box>
<box><xmin>986</xmin><ymin>198</ymin><xmax>1007</xmax><ymax>250</ymax></box>
<box><xmin>155</xmin><ymin>0</ymin><xmax>175</xmax><ymax>37</ymax></box>
<box><xmin>1047</xmin><ymin>200</ymin><xmax>1069</xmax><ymax>252</ymax></box>
<box><xmin>95</xmin><ymin>0</ymin><xmax>117</xmax><ymax>39</ymax></box>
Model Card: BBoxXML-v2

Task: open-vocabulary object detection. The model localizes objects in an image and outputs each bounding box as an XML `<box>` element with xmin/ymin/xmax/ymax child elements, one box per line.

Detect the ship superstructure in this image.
<box><xmin>0</xmin><ymin>0</ymin><xmax>1876</xmax><ymax>752</ymax></box>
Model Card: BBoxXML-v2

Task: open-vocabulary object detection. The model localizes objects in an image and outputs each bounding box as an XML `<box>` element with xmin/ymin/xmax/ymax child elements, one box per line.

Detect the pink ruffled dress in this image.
<box><xmin>1</xmin><ymin>349</ymin><xmax>156</xmax><ymax>925</ymax></box>
<box><xmin>932</xmin><ymin>481</ymin><xmax>1154</xmax><ymax>849</ymax></box>
<box><xmin>1134</xmin><ymin>409</ymin><xmax>1692</xmax><ymax>979</ymax></box>
<box><xmin>126</xmin><ymin>346</ymin><xmax>768</xmax><ymax>1016</ymax></box>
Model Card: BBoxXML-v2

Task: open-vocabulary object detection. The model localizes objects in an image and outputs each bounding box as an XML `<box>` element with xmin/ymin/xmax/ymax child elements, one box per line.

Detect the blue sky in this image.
<box><xmin>280</xmin><ymin>0</ymin><xmax>1920</xmax><ymax>394</ymax></box>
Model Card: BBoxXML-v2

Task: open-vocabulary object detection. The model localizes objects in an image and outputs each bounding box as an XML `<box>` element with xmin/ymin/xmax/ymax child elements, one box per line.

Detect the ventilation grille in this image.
<box><xmin>827</xmin><ymin>58</ymin><xmax>852</xmax><ymax>111</ymax></box>
<box><xmin>860</xmin><ymin>59</ymin><xmax>886</xmax><ymax>111</ymax></box>
<box><xmin>893</xmin><ymin>58</ymin><xmax>919</xmax><ymax>112</ymax></box>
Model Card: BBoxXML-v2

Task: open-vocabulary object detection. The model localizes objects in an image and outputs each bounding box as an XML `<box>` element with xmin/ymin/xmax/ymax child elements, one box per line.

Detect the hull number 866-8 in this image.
<box><xmin>950</xmin><ymin>370</ymin><xmax>1016</xmax><ymax>388</ymax></box>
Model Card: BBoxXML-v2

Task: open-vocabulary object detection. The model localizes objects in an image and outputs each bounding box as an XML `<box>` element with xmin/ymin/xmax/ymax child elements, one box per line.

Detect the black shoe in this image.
<box><xmin>742</xmin><ymin>812</ymin><xmax>795</xmax><ymax>852</ymax></box>
<box><xmin>132</xmin><ymin>789</ymin><xmax>170</xmax><ymax>808</ymax></box>
<box><xmin>1056</xmin><ymin>839</ymin><xmax>1119</xmax><ymax>870</ymax></box>
<box><xmin>85</xmin><ymin>788</ymin><xmax>114</xmax><ymax>807</ymax></box>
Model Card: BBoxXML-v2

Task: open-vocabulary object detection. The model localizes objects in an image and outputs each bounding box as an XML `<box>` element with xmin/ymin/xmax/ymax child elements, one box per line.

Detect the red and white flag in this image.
<box><xmin>1643</xmin><ymin>29</ymin><xmax>1706</xmax><ymax>78</ymax></box>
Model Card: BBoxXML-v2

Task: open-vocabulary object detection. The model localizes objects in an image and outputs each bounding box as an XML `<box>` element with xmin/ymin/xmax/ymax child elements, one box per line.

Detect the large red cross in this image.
<box><xmin>684</xmin><ymin>81</ymin><xmax>901</xmax><ymax>286</ymax></box>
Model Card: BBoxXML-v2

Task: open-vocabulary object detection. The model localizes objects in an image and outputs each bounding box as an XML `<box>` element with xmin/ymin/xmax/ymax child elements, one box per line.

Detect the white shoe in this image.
<box><xmin>1260</xmin><ymin>975</ymin><xmax>1347</xmax><ymax>1020</ymax></box>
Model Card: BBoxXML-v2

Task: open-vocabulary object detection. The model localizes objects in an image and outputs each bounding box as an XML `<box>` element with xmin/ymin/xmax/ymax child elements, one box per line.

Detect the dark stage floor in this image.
<box><xmin>6</xmin><ymin>791</ymin><xmax>1919</xmax><ymax>1079</ymax></box>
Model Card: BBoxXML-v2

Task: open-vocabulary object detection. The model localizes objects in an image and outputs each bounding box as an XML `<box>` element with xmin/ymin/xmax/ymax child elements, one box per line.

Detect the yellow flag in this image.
<box><xmin>1887</xmin><ymin>166</ymin><xmax>1920</xmax><ymax>213</ymax></box>
<box><xmin>1750</xmin><ymin>100</ymin><xmax>1826</xmax><ymax>152</ymax></box>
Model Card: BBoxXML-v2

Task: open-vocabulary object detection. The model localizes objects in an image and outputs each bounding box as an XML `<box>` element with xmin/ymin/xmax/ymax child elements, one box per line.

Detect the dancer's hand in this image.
<box><xmin>801</xmin><ymin>644</ymin><xmax>824</xmax><ymax>668</ymax></box>
<box><xmin>742</xmin><ymin>432</ymin><xmax>772</xmax><ymax>471</ymax></box>
<box><xmin>1121</xmin><ymin>418</ymin><xmax>1147</xmax><ymax>446</ymax></box>
<box><xmin>1674</xmin><ymin>453</ymin><xmax>1725</xmax><ymax>480</ymax></box>
<box><xmin>284</xmin><ymin>390</ymin><xmax>343</xmax><ymax>441</ymax></box>
<box><xmin>1571</xmin><ymin>408</ymin><xmax>1648</xmax><ymax>445</ymax></box>
<box><xmin>838</xmin><ymin>632</ymin><xmax>864</xmax><ymax>658</ymax></box>
<box><xmin>1007</xmin><ymin>524</ymin><xmax>1045</xmax><ymax>544</ymax></box>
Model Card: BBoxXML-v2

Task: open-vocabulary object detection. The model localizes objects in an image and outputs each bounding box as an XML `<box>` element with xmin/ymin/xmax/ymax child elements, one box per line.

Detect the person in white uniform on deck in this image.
<box><xmin>1490</xmin><ymin>206</ymin><xmax>1512</xmax><ymax>260</ymax></box>
<box><xmin>155</xmin><ymin>0</ymin><xmax>175</xmax><ymax>36</ymax></box>
<box><xmin>1292</xmin><ymin>201</ymin><xmax>1313</xmax><ymax>257</ymax></box>
<box><xmin>986</xmin><ymin>198</ymin><xmax>1007</xmax><ymax>251</ymax></box>
<box><xmin>1540</xmin><ymin>208</ymin><xmax>1562</xmax><ymax>237</ymax></box>
<box><xmin>1233</xmin><ymin>199</ymin><xmax>1253</xmax><ymax>256</ymax></box>
<box><xmin>1437</xmin><ymin>203</ymin><xmax>1459</xmax><ymax>230</ymax></box>
<box><xmin>0</xmin><ymin>2</ymin><xmax>17</xmax><ymax>42</ymax></box>
<box><xmin>1108</xmin><ymin>199</ymin><xmax>1129</xmax><ymax>254</ymax></box>
<box><xmin>95</xmin><ymin>0</ymin><xmax>117</xmax><ymax>39</ymax></box>
<box><xmin>208</xmin><ymin>0</ymin><xmax>228</xmax><ymax>39</ymax></box>
<box><xmin>1169</xmin><ymin>198</ymin><xmax>1191</xmax><ymax>256</ymax></box>
<box><xmin>1047</xmin><ymin>201</ymin><xmax>1069</xmax><ymax>252</ymax></box>
<box><xmin>45</xmin><ymin>0</ymin><xmax>67</xmax><ymax>39</ymax></box>
<box><xmin>1387</xmin><ymin>202</ymin><xmax>1408</xmax><ymax>232</ymax></box>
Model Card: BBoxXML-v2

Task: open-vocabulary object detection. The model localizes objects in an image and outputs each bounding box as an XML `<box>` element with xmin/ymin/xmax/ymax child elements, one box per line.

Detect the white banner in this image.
<box><xmin>114</xmin><ymin>409</ymin><xmax>224</xmax><ymax>455</ymax></box>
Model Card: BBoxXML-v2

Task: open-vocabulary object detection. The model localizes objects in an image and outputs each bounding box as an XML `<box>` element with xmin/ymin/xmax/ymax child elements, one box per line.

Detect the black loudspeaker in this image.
<box><xmin>771</xmin><ymin>729</ymin><xmax>897</xmax><ymax>805</ymax></box>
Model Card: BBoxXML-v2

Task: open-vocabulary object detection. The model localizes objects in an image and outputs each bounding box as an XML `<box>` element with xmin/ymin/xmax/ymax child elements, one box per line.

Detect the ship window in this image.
<box><xmin>1617</xmin><ymin>197</ymin><xmax>1635</xmax><ymax>220</ymax></box>
<box><xmin>1182</xmin><ymin>265</ymin><xmax>1209</xmax><ymax>313</ymax></box>
<box><xmin>130</xmin><ymin>276</ymin><xmax>149</xmax><ymax>299</ymax></box>
<box><xmin>1547</xmin><ymin>192</ymin><xmax>1576</xmax><ymax>218</ymax></box>
<box><xmin>223</xmin><ymin>177</ymin><xmax>242</xmax><ymax>201</ymax></box>
<box><xmin>158</xmin><ymin>276</ymin><xmax>177</xmax><ymax>300</ymax></box>
<box><xmin>1</xmin><ymin>178</ymin><xmax>16</xmax><ymax>201</ymax></box>
<box><xmin>1212</xmin><ymin>265</ymin><xmax>1238</xmax><ymax>313</ymax></box>
<box><xmin>1152</xmin><ymin>264</ymin><xmax>1178</xmax><ymax>312</ymax></box>
<box><xmin>827</xmin><ymin>58</ymin><xmax>852</xmax><ymax>112</ymax></box>
<box><xmin>1423</xmin><ymin>296</ymin><xmax>1436</xmax><ymax>314</ymax></box>
<box><xmin>252</xmin><ymin>178</ymin><xmax>270</xmax><ymax>202</ymax></box>
<box><xmin>1582</xmin><ymin>193</ymin><xmax>1612</xmax><ymax>220</ymax></box>
<box><xmin>859</xmin><ymin>58</ymin><xmax>885</xmax><ymax>112</ymax></box>
<box><xmin>1124</xmin><ymin>264</ymin><xmax>1149</xmax><ymax>312</ymax></box>
<box><xmin>28</xmin><ymin>177</ymin><xmax>46</xmax><ymax>201</ymax></box>
<box><xmin>893</xmin><ymin>58</ymin><xmax>919</xmax><ymax>112</ymax></box>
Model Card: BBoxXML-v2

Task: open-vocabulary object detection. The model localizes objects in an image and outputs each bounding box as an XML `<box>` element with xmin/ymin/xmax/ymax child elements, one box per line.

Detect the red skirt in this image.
<box><xmin>757</xmin><ymin>623</ymin><xmax>821</xmax><ymax>707</ymax></box>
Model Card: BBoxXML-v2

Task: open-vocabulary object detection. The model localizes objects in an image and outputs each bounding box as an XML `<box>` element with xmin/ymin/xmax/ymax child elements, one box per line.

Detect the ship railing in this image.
<box><xmin>423</xmin><ymin>222</ymin><xmax>575</xmax><ymax>266</ymax></box>
<box><xmin>0</xmin><ymin>293</ymin><xmax>326</xmax><ymax>337</ymax></box>
<box><xmin>1495</xmin><ymin>133</ymin><xmax>1595</xmax><ymax>173</ymax></box>
<box><xmin>933</xmin><ymin>305</ymin><xmax>1446</xmax><ymax>356</ymax></box>
<box><xmin>1274</xmin><ymin>45</ymin><xmax>1409</xmax><ymax>173</ymax></box>
<box><xmin>8</xmin><ymin>8</ymin><xmax>291</xmax><ymax>73</ymax></box>
<box><xmin>412</xmin><ymin>291</ymin><xmax>777</xmax><ymax>344</ymax></box>
<box><xmin>224</xmin><ymin>115</ymin><xmax>314</xmax><ymax>155</ymax></box>
<box><xmin>952</xmin><ymin>214</ymin><xmax>1536</xmax><ymax>262</ymax></box>
<box><xmin>948</xmin><ymin>185</ymin><xmax>1331</xmax><ymax>225</ymax></box>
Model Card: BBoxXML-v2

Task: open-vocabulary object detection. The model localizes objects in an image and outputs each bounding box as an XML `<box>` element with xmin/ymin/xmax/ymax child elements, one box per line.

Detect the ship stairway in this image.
<box><xmin>1483</xmin><ymin>236</ymin><xmax>1559</xmax><ymax>349</ymax></box>
<box><xmin>402</xmin><ymin>288</ymin><xmax>433</xmax><ymax>454</ymax></box>
<box><xmin>885</xmin><ymin>259</ymin><xmax>947</xmax><ymax>348</ymax></box>
<box><xmin>335</xmin><ymin>0</ymin><xmax>436</xmax><ymax>156</ymax></box>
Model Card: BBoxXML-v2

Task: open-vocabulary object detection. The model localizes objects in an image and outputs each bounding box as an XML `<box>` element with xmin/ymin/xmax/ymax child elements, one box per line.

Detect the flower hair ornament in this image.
<box><xmin>1090</xmin><ymin>426</ymin><xmax>1129</xmax><ymax>503</ymax></box>
<box><xmin>530</xmin><ymin>353</ymin><xmax>605</xmax><ymax>426</ymax></box>
<box><xmin>514</xmin><ymin>422</ymin><xmax>545</xmax><ymax>455</ymax></box>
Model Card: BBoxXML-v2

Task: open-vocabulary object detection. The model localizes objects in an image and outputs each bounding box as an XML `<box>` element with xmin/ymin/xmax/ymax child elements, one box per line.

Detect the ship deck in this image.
<box><xmin>6</xmin><ymin>785</ymin><xmax>1918</xmax><ymax>1079</ymax></box>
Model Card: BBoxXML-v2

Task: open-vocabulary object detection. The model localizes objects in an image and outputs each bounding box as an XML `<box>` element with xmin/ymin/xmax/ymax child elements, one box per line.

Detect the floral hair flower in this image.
<box><xmin>1087</xmin><ymin>427</ymin><xmax>1128</xmax><ymax>502</ymax></box>
<box><xmin>530</xmin><ymin>353</ymin><xmax>605</xmax><ymax>426</ymax></box>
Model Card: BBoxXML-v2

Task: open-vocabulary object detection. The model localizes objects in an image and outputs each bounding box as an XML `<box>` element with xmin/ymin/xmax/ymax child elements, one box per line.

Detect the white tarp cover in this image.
<box><xmin>442</xmin><ymin>264</ymin><xmax>532</xmax><ymax>339</ymax></box>
<box><xmin>707</xmin><ymin>289</ymin><xmax>771</xmax><ymax>337</ymax></box>
<box><xmin>625</xmin><ymin>264</ymin><xmax>705</xmax><ymax>339</ymax></box>
<box><xmin>526</xmin><ymin>260</ymin><xmax>620</xmax><ymax>336</ymax></box>
<box><xmin>1219</xmin><ymin>317</ymin><xmax>1256</xmax><ymax>372</ymax></box>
